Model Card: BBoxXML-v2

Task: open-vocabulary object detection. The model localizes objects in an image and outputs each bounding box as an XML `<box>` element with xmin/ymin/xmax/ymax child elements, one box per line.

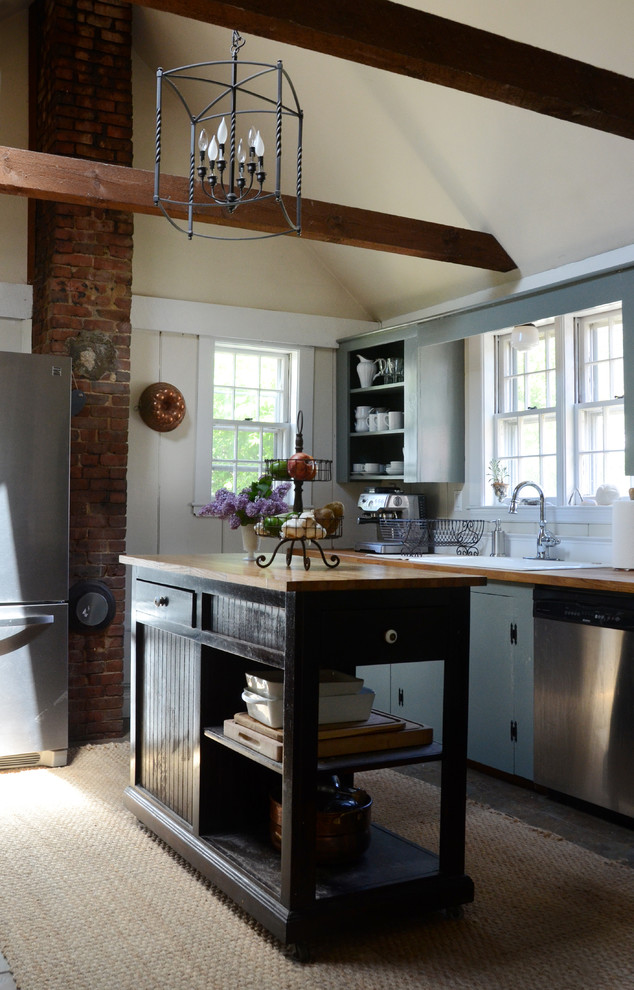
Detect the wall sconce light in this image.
<box><xmin>510</xmin><ymin>323</ymin><xmax>539</xmax><ymax>352</ymax></box>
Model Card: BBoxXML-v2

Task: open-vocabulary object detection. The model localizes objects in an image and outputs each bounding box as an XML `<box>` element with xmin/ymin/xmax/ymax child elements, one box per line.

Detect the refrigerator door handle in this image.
<box><xmin>0</xmin><ymin>616</ymin><xmax>55</xmax><ymax>627</ymax></box>
<box><xmin>0</xmin><ymin>614</ymin><xmax>56</xmax><ymax>657</ymax></box>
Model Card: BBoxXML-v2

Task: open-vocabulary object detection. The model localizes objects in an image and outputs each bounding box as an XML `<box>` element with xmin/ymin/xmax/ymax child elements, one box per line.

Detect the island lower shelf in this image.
<box><xmin>204</xmin><ymin>724</ymin><xmax>443</xmax><ymax>773</ymax></box>
<box><xmin>124</xmin><ymin>781</ymin><xmax>473</xmax><ymax>944</ymax></box>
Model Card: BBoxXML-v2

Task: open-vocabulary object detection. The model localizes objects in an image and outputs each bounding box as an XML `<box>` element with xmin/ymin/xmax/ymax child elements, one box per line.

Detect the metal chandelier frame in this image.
<box><xmin>154</xmin><ymin>31</ymin><xmax>303</xmax><ymax>241</ymax></box>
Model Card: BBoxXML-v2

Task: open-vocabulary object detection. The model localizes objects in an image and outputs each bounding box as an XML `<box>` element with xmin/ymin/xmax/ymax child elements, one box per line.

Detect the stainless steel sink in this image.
<box><xmin>380</xmin><ymin>554</ymin><xmax>607</xmax><ymax>571</ymax></box>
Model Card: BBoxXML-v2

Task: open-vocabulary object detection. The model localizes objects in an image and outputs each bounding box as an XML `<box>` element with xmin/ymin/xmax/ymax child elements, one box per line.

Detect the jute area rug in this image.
<box><xmin>0</xmin><ymin>744</ymin><xmax>633</xmax><ymax>990</ymax></box>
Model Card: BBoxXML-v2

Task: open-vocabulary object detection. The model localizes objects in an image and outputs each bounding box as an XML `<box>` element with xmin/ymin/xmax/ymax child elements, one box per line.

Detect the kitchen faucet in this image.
<box><xmin>508</xmin><ymin>481</ymin><xmax>561</xmax><ymax>560</ymax></box>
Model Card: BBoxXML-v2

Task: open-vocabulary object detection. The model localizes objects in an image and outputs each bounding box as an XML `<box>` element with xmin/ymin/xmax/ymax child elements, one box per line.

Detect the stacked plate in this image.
<box><xmin>241</xmin><ymin>668</ymin><xmax>375</xmax><ymax>729</ymax></box>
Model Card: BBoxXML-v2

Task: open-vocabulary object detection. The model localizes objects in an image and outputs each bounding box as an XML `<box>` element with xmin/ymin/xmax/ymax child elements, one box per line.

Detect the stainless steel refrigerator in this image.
<box><xmin>0</xmin><ymin>351</ymin><xmax>71</xmax><ymax>768</ymax></box>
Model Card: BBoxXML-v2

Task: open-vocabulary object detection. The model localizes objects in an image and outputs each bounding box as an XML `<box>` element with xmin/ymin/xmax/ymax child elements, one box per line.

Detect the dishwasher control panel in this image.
<box><xmin>533</xmin><ymin>587</ymin><xmax>634</xmax><ymax>631</ymax></box>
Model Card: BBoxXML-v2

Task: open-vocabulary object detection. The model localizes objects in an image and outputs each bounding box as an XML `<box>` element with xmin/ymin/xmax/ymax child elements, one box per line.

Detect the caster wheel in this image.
<box><xmin>445</xmin><ymin>905</ymin><xmax>464</xmax><ymax>920</ymax></box>
<box><xmin>285</xmin><ymin>941</ymin><xmax>312</xmax><ymax>963</ymax></box>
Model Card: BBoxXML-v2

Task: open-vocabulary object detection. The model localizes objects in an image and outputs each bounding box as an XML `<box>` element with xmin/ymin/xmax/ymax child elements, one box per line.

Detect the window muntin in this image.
<box><xmin>211</xmin><ymin>344</ymin><xmax>293</xmax><ymax>495</ymax></box>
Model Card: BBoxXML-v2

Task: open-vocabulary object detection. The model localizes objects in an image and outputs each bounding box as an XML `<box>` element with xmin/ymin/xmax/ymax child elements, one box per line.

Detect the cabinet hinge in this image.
<box><xmin>398</xmin><ymin>688</ymin><xmax>404</xmax><ymax>707</ymax></box>
<box><xmin>510</xmin><ymin>720</ymin><xmax>518</xmax><ymax>742</ymax></box>
<box><xmin>510</xmin><ymin>622</ymin><xmax>518</xmax><ymax>645</ymax></box>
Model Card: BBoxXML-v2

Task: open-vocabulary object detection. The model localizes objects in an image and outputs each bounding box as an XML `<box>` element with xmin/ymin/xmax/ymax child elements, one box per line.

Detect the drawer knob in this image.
<box><xmin>384</xmin><ymin>628</ymin><xmax>398</xmax><ymax>644</ymax></box>
<box><xmin>154</xmin><ymin>596</ymin><xmax>169</xmax><ymax>607</ymax></box>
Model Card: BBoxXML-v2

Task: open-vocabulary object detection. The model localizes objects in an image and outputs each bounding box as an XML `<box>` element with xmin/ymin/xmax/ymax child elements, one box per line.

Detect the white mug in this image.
<box><xmin>364</xmin><ymin>462</ymin><xmax>380</xmax><ymax>473</ymax></box>
<box><xmin>388</xmin><ymin>410</ymin><xmax>404</xmax><ymax>430</ymax></box>
<box><xmin>354</xmin><ymin>418</ymin><xmax>369</xmax><ymax>432</ymax></box>
<box><xmin>355</xmin><ymin>405</ymin><xmax>373</xmax><ymax>418</ymax></box>
<box><xmin>377</xmin><ymin>411</ymin><xmax>390</xmax><ymax>430</ymax></box>
<box><xmin>368</xmin><ymin>413</ymin><xmax>379</xmax><ymax>432</ymax></box>
<box><xmin>352</xmin><ymin>463</ymin><xmax>365</xmax><ymax>473</ymax></box>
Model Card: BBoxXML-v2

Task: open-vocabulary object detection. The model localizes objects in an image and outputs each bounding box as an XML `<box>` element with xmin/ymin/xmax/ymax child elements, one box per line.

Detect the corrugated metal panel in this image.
<box><xmin>139</xmin><ymin>626</ymin><xmax>198</xmax><ymax>825</ymax></box>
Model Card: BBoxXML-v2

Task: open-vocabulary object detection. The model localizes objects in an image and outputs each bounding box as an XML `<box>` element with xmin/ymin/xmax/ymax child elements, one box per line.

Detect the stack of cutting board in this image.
<box><xmin>223</xmin><ymin>709</ymin><xmax>433</xmax><ymax>762</ymax></box>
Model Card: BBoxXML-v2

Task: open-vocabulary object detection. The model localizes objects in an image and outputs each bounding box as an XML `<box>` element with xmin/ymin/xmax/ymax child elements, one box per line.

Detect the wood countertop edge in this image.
<box><xmin>335</xmin><ymin>550</ymin><xmax>634</xmax><ymax>593</ymax></box>
<box><xmin>119</xmin><ymin>552</ymin><xmax>487</xmax><ymax>592</ymax></box>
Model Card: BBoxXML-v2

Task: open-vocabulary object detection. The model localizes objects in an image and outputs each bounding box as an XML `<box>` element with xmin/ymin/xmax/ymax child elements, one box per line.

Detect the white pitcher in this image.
<box><xmin>356</xmin><ymin>355</ymin><xmax>383</xmax><ymax>388</ymax></box>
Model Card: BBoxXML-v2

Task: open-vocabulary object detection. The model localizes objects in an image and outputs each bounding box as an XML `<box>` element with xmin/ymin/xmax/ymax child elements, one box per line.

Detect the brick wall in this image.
<box><xmin>30</xmin><ymin>0</ymin><xmax>133</xmax><ymax>742</ymax></box>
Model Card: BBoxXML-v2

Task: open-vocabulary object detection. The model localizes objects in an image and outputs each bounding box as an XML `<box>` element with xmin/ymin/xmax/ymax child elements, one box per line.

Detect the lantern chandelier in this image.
<box><xmin>154</xmin><ymin>30</ymin><xmax>303</xmax><ymax>241</ymax></box>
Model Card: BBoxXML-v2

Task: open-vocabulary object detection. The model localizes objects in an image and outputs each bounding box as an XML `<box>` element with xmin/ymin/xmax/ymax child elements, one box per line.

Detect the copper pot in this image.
<box><xmin>269</xmin><ymin>776</ymin><xmax>372</xmax><ymax>865</ymax></box>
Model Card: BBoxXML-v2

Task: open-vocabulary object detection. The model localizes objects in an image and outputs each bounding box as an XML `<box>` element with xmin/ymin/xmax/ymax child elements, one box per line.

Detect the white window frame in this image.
<box><xmin>472</xmin><ymin>302</ymin><xmax>627</xmax><ymax>508</ymax></box>
<box><xmin>193</xmin><ymin>336</ymin><xmax>314</xmax><ymax>509</ymax></box>
<box><xmin>493</xmin><ymin>321</ymin><xmax>559</xmax><ymax>497</ymax></box>
<box><xmin>210</xmin><ymin>343</ymin><xmax>293</xmax><ymax>493</ymax></box>
<box><xmin>574</xmin><ymin>304</ymin><xmax>625</xmax><ymax>498</ymax></box>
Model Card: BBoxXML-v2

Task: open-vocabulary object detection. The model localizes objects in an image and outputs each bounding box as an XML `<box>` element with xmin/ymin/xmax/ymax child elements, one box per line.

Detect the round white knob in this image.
<box><xmin>384</xmin><ymin>628</ymin><xmax>398</xmax><ymax>644</ymax></box>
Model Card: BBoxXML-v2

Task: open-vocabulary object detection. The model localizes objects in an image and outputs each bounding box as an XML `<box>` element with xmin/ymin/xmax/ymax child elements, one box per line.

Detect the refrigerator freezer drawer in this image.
<box><xmin>0</xmin><ymin>604</ymin><xmax>68</xmax><ymax>765</ymax></box>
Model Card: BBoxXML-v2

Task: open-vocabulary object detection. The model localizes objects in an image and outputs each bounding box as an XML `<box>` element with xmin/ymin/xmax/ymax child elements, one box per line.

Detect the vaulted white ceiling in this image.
<box><xmin>129</xmin><ymin>1</ymin><xmax>634</xmax><ymax>323</ymax></box>
<box><xmin>2</xmin><ymin>0</ymin><xmax>634</xmax><ymax>324</ymax></box>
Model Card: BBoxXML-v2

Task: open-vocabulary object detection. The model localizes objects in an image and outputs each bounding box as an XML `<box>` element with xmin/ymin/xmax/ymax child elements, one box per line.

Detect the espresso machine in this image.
<box><xmin>354</xmin><ymin>487</ymin><xmax>427</xmax><ymax>553</ymax></box>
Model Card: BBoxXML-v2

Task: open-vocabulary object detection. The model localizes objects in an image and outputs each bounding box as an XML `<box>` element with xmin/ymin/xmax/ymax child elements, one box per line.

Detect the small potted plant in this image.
<box><xmin>487</xmin><ymin>458</ymin><xmax>509</xmax><ymax>503</ymax></box>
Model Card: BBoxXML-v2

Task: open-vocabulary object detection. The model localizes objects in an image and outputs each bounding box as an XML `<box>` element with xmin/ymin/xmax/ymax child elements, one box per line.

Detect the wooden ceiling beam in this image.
<box><xmin>0</xmin><ymin>146</ymin><xmax>516</xmax><ymax>271</ymax></box>
<box><xmin>130</xmin><ymin>0</ymin><xmax>634</xmax><ymax>141</ymax></box>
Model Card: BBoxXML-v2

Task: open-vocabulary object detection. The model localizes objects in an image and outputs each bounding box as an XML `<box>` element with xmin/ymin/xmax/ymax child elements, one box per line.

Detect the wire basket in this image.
<box><xmin>377</xmin><ymin>518</ymin><xmax>486</xmax><ymax>555</ymax></box>
<box><xmin>264</xmin><ymin>458</ymin><xmax>332</xmax><ymax>482</ymax></box>
<box><xmin>255</xmin><ymin>514</ymin><xmax>343</xmax><ymax>540</ymax></box>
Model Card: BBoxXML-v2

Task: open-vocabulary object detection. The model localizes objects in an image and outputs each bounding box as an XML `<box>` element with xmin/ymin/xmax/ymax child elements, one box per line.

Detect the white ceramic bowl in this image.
<box><xmin>241</xmin><ymin>687</ymin><xmax>375</xmax><ymax>728</ymax></box>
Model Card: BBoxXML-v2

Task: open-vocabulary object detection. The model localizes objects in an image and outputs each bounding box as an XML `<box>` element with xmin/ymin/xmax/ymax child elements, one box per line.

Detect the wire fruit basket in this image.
<box><xmin>257</xmin><ymin>412</ymin><xmax>341</xmax><ymax>570</ymax></box>
<box><xmin>378</xmin><ymin>518</ymin><xmax>486</xmax><ymax>555</ymax></box>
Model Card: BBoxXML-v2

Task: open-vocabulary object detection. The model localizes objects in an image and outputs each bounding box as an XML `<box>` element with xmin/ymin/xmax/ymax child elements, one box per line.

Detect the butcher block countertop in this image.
<box><xmin>336</xmin><ymin>550</ymin><xmax>634</xmax><ymax>594</ymax></box>
<box><xmin>120</xmin><ymin>552</ymin><xmax>487</xmax><ymax>593</ymax></box>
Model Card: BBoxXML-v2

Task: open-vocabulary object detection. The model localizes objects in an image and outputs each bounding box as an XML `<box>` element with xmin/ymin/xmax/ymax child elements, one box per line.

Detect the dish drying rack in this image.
<box><xmin>378</xmin><ymin>517</ymin><xmax>487</xmax><ymax>555</ymax></box>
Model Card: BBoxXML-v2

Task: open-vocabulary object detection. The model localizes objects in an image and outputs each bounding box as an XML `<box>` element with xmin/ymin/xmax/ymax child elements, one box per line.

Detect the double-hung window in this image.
<box><xmin>494</xmin><ymin>321</ymin><xmax>558</xmax><ymax>495</ymax></box>
<box><xmin>575</xmin><ymin>307</ymin><xmax>625</xmax><ymax>496</ymax></box>
<box><xmin>210</xmin><ymin>343</ymin><xmax>296</xmax><ymax>495</ymax></box>
<box><xmin>489</xmin><ymin>302</ymin><xmax>627</xmax><ymax>504</ymax></box>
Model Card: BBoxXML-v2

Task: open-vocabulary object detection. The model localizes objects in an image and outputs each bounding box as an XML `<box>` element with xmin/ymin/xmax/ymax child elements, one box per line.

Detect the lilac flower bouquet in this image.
<box><xmin>198</xmin><ymin>474</ymin><xmax>292</xmax><ymax>529</ymax></box>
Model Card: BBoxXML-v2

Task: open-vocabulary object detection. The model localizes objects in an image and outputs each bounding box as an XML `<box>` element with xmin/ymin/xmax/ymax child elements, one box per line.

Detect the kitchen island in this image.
<box><xmin>120</xmin><ymin>552</ymin><xmax>485</xmax><ymax>955</ymax></box>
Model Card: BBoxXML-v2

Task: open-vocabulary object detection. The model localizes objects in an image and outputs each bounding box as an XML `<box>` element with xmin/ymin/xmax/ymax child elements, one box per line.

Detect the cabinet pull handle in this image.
<box><xmin>154</xmin><ymin>596</ymin><xmax>169</xmax><ymax>607</ymax></box>
<box><xmin>384</xmin><ymin>628</ymin><xmax>398</xmax><ymax>644</ymax></box>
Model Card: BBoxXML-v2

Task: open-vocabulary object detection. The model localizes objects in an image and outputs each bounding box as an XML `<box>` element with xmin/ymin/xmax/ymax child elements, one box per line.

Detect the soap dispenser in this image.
<box><xmin>490</xmin><ymin>519</ymin><xmax>506</xmax><ymax>557</ymax></box>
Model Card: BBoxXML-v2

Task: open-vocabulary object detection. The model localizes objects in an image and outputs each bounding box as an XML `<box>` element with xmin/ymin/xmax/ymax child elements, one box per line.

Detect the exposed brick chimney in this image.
<box><xmin>30</xmin><ymin>0</ymin><xmax>133</xmax><ymax>742</ymax></box>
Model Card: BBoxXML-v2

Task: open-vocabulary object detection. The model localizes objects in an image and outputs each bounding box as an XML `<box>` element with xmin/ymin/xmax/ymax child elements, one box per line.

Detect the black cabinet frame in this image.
<box><xmin>124</xmin><ymin>566</ymin><xmax>474</xmax><ymax>950</ymax></box>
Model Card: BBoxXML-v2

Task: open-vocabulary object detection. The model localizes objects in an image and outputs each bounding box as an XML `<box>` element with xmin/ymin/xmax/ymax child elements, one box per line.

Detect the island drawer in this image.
<box><xmin>135</xmin><ymin>579</ymin><xmax>197</xmax><ymax>628</ymax></box>
<box><xmin>327</xmin><ymin>604</ymin><xmax>450</xmax><ymax>662</ymax></box>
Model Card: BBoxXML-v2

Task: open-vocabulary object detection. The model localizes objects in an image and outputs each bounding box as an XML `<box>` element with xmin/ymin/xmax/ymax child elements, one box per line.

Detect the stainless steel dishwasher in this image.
<box><xmin>533</xmin><ymin>587</ymin><xmax>634</xmax><ymax>821</ymax></box>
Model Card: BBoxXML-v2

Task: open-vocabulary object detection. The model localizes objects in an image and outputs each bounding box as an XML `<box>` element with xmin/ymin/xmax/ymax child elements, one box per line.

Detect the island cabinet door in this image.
<box><xmin>134</xmin><ymin>621</ymin><xmax>201</xmax><ymax>830</ymax></box>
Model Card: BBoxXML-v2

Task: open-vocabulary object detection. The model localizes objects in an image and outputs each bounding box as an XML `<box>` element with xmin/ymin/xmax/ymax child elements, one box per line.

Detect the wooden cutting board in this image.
<box><xmin>230</xmin><ymin>710</ymin><xmax>434</xmax><ymax>759</ymax></box>
<box><xmin>223</xmin><ymin>719</ymin><xmax>283</xmax><ymax>761</ymax></box>
<box><xmin>233</xmin><ymin>708</ymin><xmax>406</xmax><ymax>741</ymax></box>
